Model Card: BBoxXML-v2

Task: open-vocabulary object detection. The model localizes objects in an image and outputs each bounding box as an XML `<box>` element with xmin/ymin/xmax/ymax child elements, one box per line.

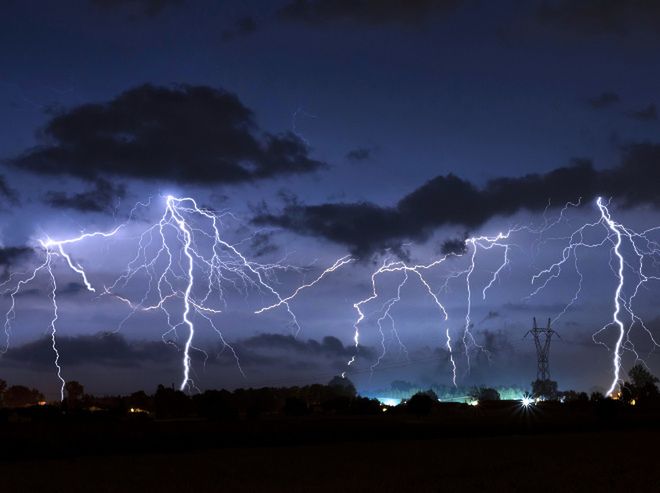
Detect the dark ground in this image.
<box><xmin>1</xmin><ymin>402</ymin><xmax>658</xmax><ymax>492</ymax></box>
<box><xmin>1</xmin><ymin>428</ymin><xmax>657</xmax><ymax>492</ymax></box>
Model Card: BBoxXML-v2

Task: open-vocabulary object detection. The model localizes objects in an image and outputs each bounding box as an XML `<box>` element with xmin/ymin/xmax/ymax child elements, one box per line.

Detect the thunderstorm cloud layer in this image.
<box><xmin>3</xmin><ymin>0</ymin><xmax>660</xmax><ymax>399</ymax></box>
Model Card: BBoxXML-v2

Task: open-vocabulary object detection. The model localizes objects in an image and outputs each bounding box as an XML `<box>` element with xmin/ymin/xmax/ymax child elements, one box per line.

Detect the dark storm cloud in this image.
<box><xmin>278</xmin><ymin>0</ymin><xmax>463</xmax><ymax>25</ymax></box>
<box><xmin>503</xmin><ymin>302</ymin><xmax>579</xmax><ymax>314</ymax></box>
<box><xmin>0</xmin><ymin>246</ymin><xmax>33</xmax><ymax>284</ymax></box>
<box><xmin>346</xmin><ymin>147</ymin><xmax>372</xmax><ymax>162</ymax></box>
<box><xmin>249</xmin><ymin>231</ymin><xmax>279</xmax><ymax>257</ymax></box>
<box><xmin>45</xmin><ymin>178</ymin><xmax>126</xmax><ymax>213</ymax></box>
<box><xmin>537</xmin><ymin>0</ymin><xmax>660</xmax><ymax>36</ymax></box>
<box><xmin>1</xmin><ymin>332</ymin><xmax>371</xmax><ymax>370</ymax></box>
<box><xmin>229</xmin><ymin>333</ymin><xmax>375</xmax><ymax>371</ymax></box>
<box><xmin>479</xmin><ymin>329</ymin><xmax>513</xmax><ymax>354</ymax></box>
<box><xmin>440</xmin><ymin>236</ymin><xmax>468</xmax><ymax>255</ymax></box>
<box><xmin>59</xmin><ymin>282</ymin><xmax>87</xmax><ymax>296</ymax></box>
<box><xmin>0</xmin><ymin>175</ymin><xmax>18</xmax><ymax>204</ymax></box>
<box><xmin>627</xmin><ymin>104</ymin><xmax>658</xmax><ymax>122</ymax></box>
<box><xmin>256</xmin><ymin>143</ymin><xmax>660</xmax><ymax>256</ymax></box>
<box><xmin>256</xmin><ymin>201</ymin><xmax>406</xmax><ymax>256</ymax></box>
<box><xmin>10</xmin><ymin>84</ymin><xmax>325</xmax><ymax>185</ymax></box>
<box><xmin>0</xmin><ymin>246</ymin><xmax>33</xmax><ymax>269</ymax></box>
<box><xmin>478</xmin><ymin>311</ymin><xmax>500</xmax><ymax>324</ymax></box>
<box><xmin>90</xmin><ymin>0</ymin><xmax>183</xmax><ymax>17</ymax></box>
<box><xmin>587</xmin><ymin>92</ymin><xmax>620</xmax><ymax>109</ymax></box>
<box><xmin>240</xmin><ymin>333</ymin><xmax>364</xmax><ymax>359</ymax></box>
<box><xmin>1</xmin><ymin>332</ymin><xmax>175</xmax><ymax>368</ymax></box>
<box><xmin>221</xmin><ymin>17</ymin><xmax>258</xmax><ymax>42</ymax></box>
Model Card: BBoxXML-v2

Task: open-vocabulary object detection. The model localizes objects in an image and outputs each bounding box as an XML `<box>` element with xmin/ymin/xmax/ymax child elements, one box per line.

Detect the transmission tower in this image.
<box><xmin>524</xmin><ymin>317</ymin><xmax>559</xmax><ymax>381</ymax></box>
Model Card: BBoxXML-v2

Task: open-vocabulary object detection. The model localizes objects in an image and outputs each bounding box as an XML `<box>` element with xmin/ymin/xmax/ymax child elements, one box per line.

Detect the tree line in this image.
<box><xmin>1</xmin><ymin>364</ymin><xmax>658</xmax><ymax>419</ymax></box>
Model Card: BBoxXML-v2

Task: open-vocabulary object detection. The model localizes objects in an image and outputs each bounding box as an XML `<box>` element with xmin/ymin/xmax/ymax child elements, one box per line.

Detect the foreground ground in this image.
<box><xmin>1</xmin><ymin>424</ymin><xmax>656</xmax><ymax>492</ymax></box>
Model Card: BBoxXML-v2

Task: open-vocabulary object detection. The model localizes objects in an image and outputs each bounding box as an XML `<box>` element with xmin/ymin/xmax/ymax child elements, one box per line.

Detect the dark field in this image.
<box><xmin>1</xmin><ymin>428</ymin><xmax>657</xmax><ymax>492</ymax></box>
<box><xmin>1</xmin><ymin>407</ymin><xmax>658</xmax><ymax>492</ymax></box>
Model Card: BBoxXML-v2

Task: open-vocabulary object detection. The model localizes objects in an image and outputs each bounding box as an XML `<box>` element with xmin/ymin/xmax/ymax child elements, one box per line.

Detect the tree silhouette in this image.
<box><xmin>126</xmin><ymin>390</ymin><xmax>152</xmax><ymax>412</ymax></box>
<box><xmin>193</xmin><ymin>390</ymin><xmax>237</xmax><ymax>420</ymax></box>
<box><xmin>3</xmin><ymin>385</ymin><xmax>44</xmax><ymax>408</ymax></box>
<box><xmin>0</xmin><ymin>378</ymin><xmax>6</xmax><ymax>407</ymax></box>
<box><xmin>64</xmin><ymin>381</ymin><xmax>84</xmax><ymax>408</ymax></box>
<box><xmin>406</xmin><ymin>391</ymin><xmax>436</xmax><ymax>416</ymax></box>
<box><xmin>629</xmin><ymin>364</ymin><xmax>659</xmax><ymax>389</ymax></box>
<box><xmin>621</xmin><ymin>364</ymin><xmax>659</xmax><ymax>404</ymax></box>
<box><xmin>327</xmin><ymin>376</ymin><xmax>357</xmax><ymax>398</ymax></box>
<box><xmin>469</xmin><ymin>387</ymin><xmax>501</xmax><ymax>402</ymax></box>
<box><xmin>154</xmin><ymin>384</ymin><xmax>190</xmax><ymax>418</ymax></box>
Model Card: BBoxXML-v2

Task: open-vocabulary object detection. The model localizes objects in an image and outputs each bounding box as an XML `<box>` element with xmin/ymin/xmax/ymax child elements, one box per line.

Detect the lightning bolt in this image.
<box><xmin>4</xmin><ymin>191</ymin><xmax>660</xmax><ymax>398</ymax></box>
<box><xmin>531</xmin><ymin>197</ymin><xmax>660</xmax><ymax>395</ymax></box>
<box><xmin>1</xmin><ymin>194</ymin><xmax>350</xmax><ymax>397</ymax></box>
<box><xmin>596</xmin><ymin>197</ymin><xmax>625</xmax><ymax>395</ymax></box>
<box><xmin>345</xmin><ymin>197</ymin><xmax>660</xmax><ymax>392</ymax></box>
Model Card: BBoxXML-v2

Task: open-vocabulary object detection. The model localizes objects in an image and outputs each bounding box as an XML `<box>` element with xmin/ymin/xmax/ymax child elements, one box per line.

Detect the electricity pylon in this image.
<box><xmin>525</xmin><ymin>317</ymin><xmax>559</xmax><ymax>381</ymax></box>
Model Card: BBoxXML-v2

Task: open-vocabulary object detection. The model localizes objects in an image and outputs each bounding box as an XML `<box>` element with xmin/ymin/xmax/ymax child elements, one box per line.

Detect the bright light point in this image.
<box><xmin>468</xmin><ymin>399</ymin><xmax>479</xmax><ymax>406</ymax></box>
<box><xmin>521</xmin><ymin>396</ymin><xmax>533</xmax><ymax>408</ymax></box>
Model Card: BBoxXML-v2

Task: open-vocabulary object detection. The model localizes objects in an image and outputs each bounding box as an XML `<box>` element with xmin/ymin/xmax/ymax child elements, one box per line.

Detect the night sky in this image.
<box><xmin>2</xmin><ymin>0</ymin><xmax>660</xmax><ymax>399</ymax></box>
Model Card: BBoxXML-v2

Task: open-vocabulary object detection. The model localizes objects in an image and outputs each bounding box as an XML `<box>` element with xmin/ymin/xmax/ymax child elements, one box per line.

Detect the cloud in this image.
<box><xmin>58</xmin><ymin>282</ymin><xmax>87</xmax><ymax>296</ymax></box>
<box><xmin>255</xmin><ymin>201</ymin><xmax>406</xmax><ymax>257</ymax></box>
<box><xmin>0</xmin><ymin>175</ymin><xmax>18</xmax><ymax>204</ymax></box>
<box><xmin>537</xmin><ymin>0</ymin><xmax>660</xmax><ymax>37</ymax></box>
<box><xmin>0</xmin><ymin>246</ymin><xmax>33</xmax><ymax>269</ymax></box>
<box><xmin>278</xmin><ymin>0</ymin><xmax>463</xmax><ymax>26</ymax></box>
<box><xmin>256</xmin><ymin>142</ymin><xmax>660</xmax><ymax>256</ymax></box>
<box><xmin>478</xmin><ymin>311</ymin><xmax>500</xmax><ymax>324</ymax></box>
<box><xmin>1</xmin><ymin>332</ymin><xmax>371</xmax><ymax>371</ymax></box>
<box><xmin>440</xmin><ymin>236</ymin><xmax>468</xmax><ymax>255</ymax></box>
<box><xmin>479</xmin><ymin>329</ymin><xmax>513</xmax><ymax>354</ymax></box>
<box><xmin>587</xmin><ymin>92</ymin><xmax>620</xmax><ymax>109</ymax></box>
<box><xmin>627</xmin><ymin>104</ymin><xmax>657</xmax><ymax>122</ymax></box>
<box><xmin>240</xmin><ymin>333</ymin><xmax>362</xmax><ymax>358</ymax></box>
<box><xmin>45</xmin><ymin>178</ymin><xmax>126</xmax><ymax>213</ymax></box>
<box><xmin>221</xmin><ymin>17</ymin><xmax>258</xmax><ymax>41</ymax></box>
<box><xmin>227</xmin><ymin>333</ymin><xmax>375</xmax><ymax>371</ymax></box>
<box><xmin>90</xmin><ymin>0</ymin><xmax>182</xmax><ymax>17</ymax></box>
<box><xmin>10</xmin><ymin>84</ymin><xmax>325</xmax><ymax>186</ymax></box>
<box><xmin>502</xmin><ymin>302</ymin><xmax>580</xmax><ymax>314</ymax></box>
<box><xmin>249</xmin><ymin>231</ymin><xmax>279</xmax><ymax>257</ymax></box>
<box><xmin>1</xmin><ymin>332</ymin><xmax>175</xmax><ymax>368</ymax></box>
<box><xmin>346</xmin><ymin>147</ymin><xmax>372</xmax><ymax>162</ymax></box>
